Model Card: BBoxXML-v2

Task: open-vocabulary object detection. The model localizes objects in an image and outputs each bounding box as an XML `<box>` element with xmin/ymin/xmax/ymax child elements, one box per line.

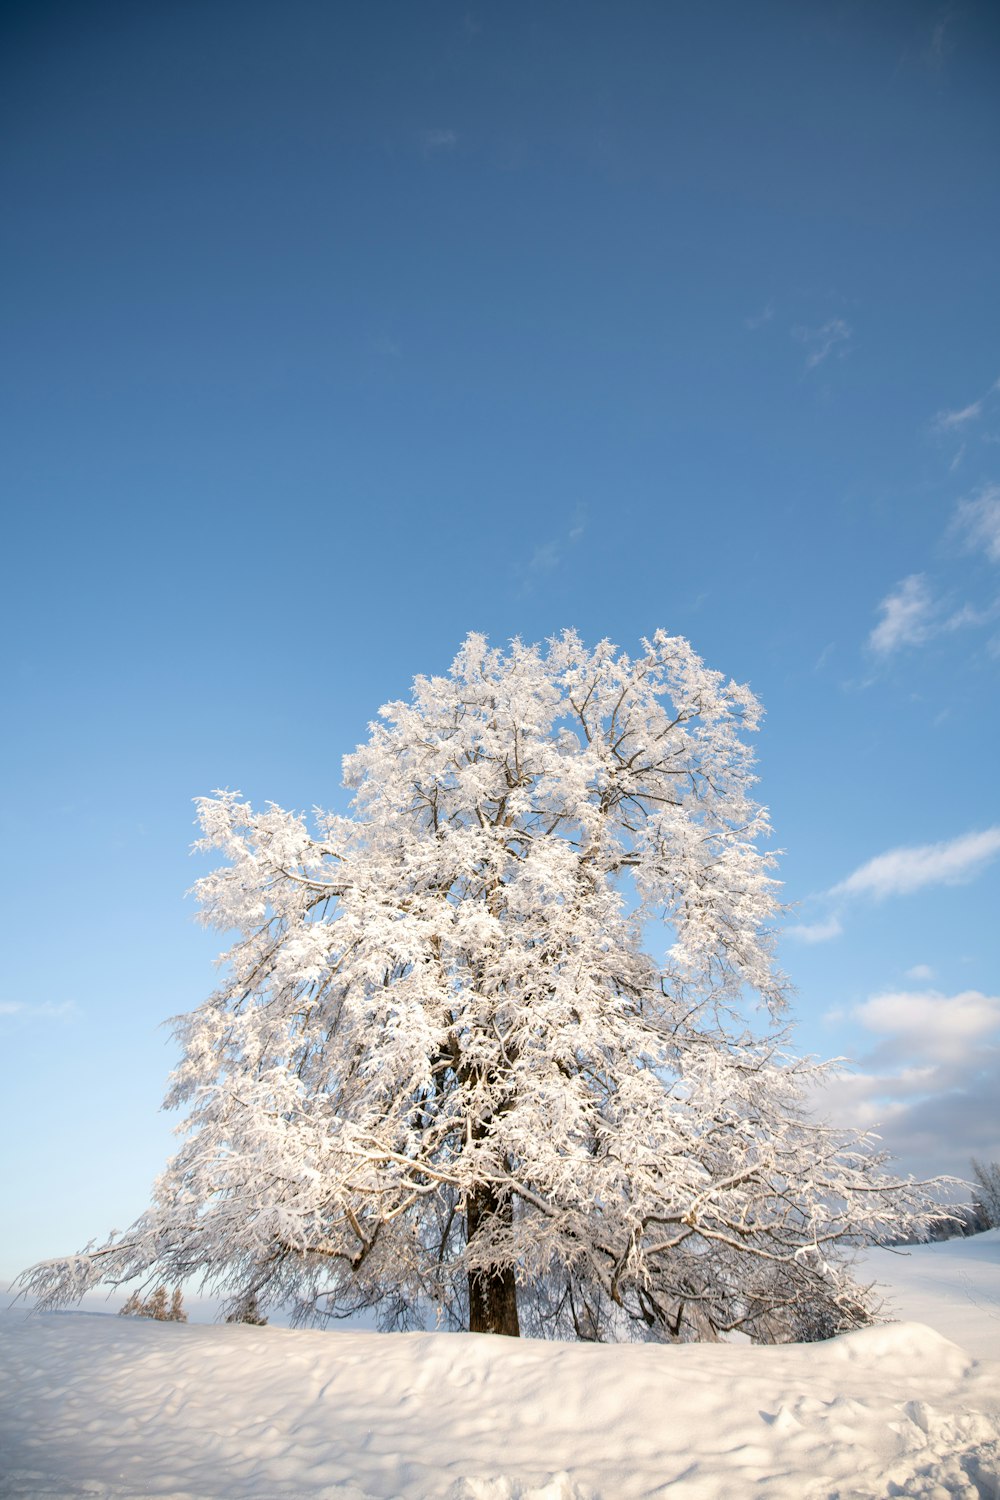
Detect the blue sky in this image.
<box><xmin>3</xmin><ymin>0</ymin><xmax>999</xmax><ymax>1282</ymax></box>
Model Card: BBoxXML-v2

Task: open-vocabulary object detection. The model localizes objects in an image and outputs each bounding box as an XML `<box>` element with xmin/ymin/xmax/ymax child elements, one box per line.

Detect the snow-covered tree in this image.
<box><xmin>21</xmin><ymin>631</ymin><xmax>935</xmax><ymax>1341</ymax></box>
<box><xmin>971</xmin><ymin>1159</ymin><xmax>1000</xmax><ymax>1228</ymax></box>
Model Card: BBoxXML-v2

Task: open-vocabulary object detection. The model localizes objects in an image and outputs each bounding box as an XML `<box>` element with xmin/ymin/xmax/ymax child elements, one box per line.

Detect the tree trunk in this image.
<box><xmin>466</xmin><ymin>1183</ymin><xmax>520</xmax><ymax>1336</ymax></box>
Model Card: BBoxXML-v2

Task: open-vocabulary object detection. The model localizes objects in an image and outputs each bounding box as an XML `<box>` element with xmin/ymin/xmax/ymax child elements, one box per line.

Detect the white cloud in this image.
<box><xmin>856</xmin><ymin>988</ymin><xmax>1000</xmax><ymax>1062</ymax></box>
<box><xmin>807</xmin><ymin>829</ymin><xmax>999</xmax><ymax>948</ymax></box>
<box><xmin>933</xmin><ymin>379</ymin><xmax>1000</xmax><ymax>480</ymax></box>
<box><xmin>794</xmin><ymin>318</ymin><xmax>852</xmax><ymax>371</ymax></box>
<box><xmin>832</xmin><ymin>826</ymin><xmax>1000</xmax><ymax>900</ymax></box>
<box><xmin>905</xmin><ymin>963</ymin><xmax>934</xmax><ymax>981</ymax></box>
<box><xmin>934</xmin><ymin>397</ymin><xmax>985</xmax><ymax>431</ymax></box>
<box><xmin>868</xmin><ymin>574</ymin><xmax>936</xmax><ymax>655</ymax></box>
<box><xmin>814</xmin><ymin>1064</ymin><xmax>940</xmax><ymax>1130</ymax></box>
<box><xmin>954</xmin><ymin>484</ymin><xmax>1000</xmax><ymax>564</ymax></box>
<box><xmin>867</xmin><ymin>573</ymin><xmax>998</xmax><ymax>656</ymax></box>
<box><xmin>865</xmin><ymin>474</ymin><xmax>1000</xmax><ymax>668</ymax></box>
<box><xmin>819</xmin><ymin>1064</ymin><xmax>1000</xmax><ymax>1178</ymax></box>
<box><xmin>786</xmin><ymin>915</ymin><xmax>843</xmax><ymax>944</ymax></box>
<box><xmin>933</xmin><ymin>376</ymin><xmax>1000</xmax><ymax>433</ymax></box>
<box><xmin>811</xmin><ymin>986</ymin><xmax>1000</xmax><ymax>1178</ymax></box>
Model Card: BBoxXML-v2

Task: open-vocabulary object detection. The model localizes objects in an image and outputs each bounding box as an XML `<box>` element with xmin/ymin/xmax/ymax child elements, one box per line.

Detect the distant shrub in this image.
<box><xmin>972</xmin><ymin>1159</ymin><xmax>1000</xmax><ymax>1229</ymax></box>
<box><xmin>887</xmin><ymin>1201</ymin><xmax>988</xmax><ymax>1246</ymax></box>
<box><xmin>119</xmin><ymin>1286</ymin><xmax>187</xmax><ymax>1321</ymax></box>
<box><xmin>225</xmin><ymin>1292</ymin><xmax>268</xmax><ymax>1326</ymax></box>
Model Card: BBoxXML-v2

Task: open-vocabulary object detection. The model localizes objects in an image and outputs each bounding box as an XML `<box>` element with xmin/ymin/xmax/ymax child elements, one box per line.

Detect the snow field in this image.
<box><xmin>1</xmin><ymin>1305</ymin><xmax>998</xmax><ymax>1498</ymax></box>
<box><xmin>2</xmin><ymin>1233</ymin><xmax>998</xmax><ymax>1498</ymax></box>
<box><xmin>862</xmin><ymin>1234</ymin><xmax>1000</xmax><ymax>1366</ymax></box>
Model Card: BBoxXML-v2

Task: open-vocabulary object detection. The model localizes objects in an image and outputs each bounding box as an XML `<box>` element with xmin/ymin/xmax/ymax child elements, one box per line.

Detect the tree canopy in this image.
<box><xmin>22</xmin><ymin>631</ymin><xmax>934</xmax><ymax>1340</ymax></box>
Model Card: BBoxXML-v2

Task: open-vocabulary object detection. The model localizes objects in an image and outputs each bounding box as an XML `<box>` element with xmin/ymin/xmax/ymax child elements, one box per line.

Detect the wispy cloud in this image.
<box><xmin>786</xmin><ymin>915</ymin><xmax>843</xmax><ymax>944</ymax></box>
<box><xmin>932</xmin><ymin>378</ymin><xmax>1000</xmax><ymax>474</ymax></box>
<box><xmin>905</xmin><ymin>963</ymin><xmax>934</xmax><ymax>982</ymax></box>
<box><xmin>943</xmin><ymin>598</ymin><xmax>1000</xmax><ymax>632</ymax></box>
<box><xmin>516</xmin><ymin>507</ymin><xmax>588</xmax><ymax>593</ymax></box>
<box><xmin>927</xmin><ymin>10</ymin><xmax>956</xmax><ymax>66</ymax></box>
<box><xmin>934</xmin><ymin>397</ymin><xmax>985</xmax><ymax>431</ymax></box>
<box><xmin>421</xmin><ymin>128</ymin><xmax>458</xmax><ymax>154</ymax></box>
<box><xmin>866</xmin><ymin>572</ymin><xmax>995</xmax><ymax>656</ymax></box>
<box><xmin>896</xmin><ymin>8</ymin><xmax>960</xmax><ymax>81</ymax></box>
<box><xmin>793</xmin><ymin>318</ymin><xmax>852</xmax><ymax>372</ymax></box>
<box><xmin>868</xmin><ymin>574</ymin><xmax>935</xmax><ymax>655</ymax></box>
<box><xmin>745</xmin><ymin>301</ymin><xmax>774</xmax><ymax>332</ymax></box>
<box><xmin>954</xmin><ymin>483</ymin><xmax>1000</xmax><ymax>564</ymax></box>
<box><xmin>371</xmin><ymin>333</ymin><xmax>402</xmax><ymax>361</ymax></box>
<box><xmin>526</xmin><ymin>541</ymin><xmax>561</xmax><ymax>575</ymax></box>
<box><xmin>791</xmin><ymin>828</ymin><xmax>1000</xmax><ymax>952</ymax></box>
<box><xmin>831</xmin><ymin>826</ymin><xmax>1000</xmax><ymax>901</ymax></box>
<box><xmin>865</xmin><ymin>488</ymin><xmax>1000</xmax><ymax>662</ymax></box>
<box><xmin>933</xmin><ymin>377</ymin><xmax>1000</xmax><ymax>433</ymax></box>
<box><xmin>0</xmin><ymin>1000</ymin><xmax>77</xmax><ymax>1019</ymax></box>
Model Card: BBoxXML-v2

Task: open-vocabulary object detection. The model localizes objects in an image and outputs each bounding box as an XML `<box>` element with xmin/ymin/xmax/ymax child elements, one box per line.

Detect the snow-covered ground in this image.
<box><xmin>862</xmin><ymin>1232</ymin><xmax>1000</xmax><ymax>1366</ymax></box>
<box><xmin>1</xmin><ymin>1235</ymin><xmax>998</xmax><ymax>1499</ymax></box>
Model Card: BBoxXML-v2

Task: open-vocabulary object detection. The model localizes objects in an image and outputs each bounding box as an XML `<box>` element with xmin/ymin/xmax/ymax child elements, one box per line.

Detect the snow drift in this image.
<box><xmin>2</xmin><ymin>1235</ymin><xmax>999</xmax><ymax>1499</ymax></box>
<box><xmin>0</xmin><ymin>1314</ymin><xmax>996</xmax><ymax>1499</ymax></box>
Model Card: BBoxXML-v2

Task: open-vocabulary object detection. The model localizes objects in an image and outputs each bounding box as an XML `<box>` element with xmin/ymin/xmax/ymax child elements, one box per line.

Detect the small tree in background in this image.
<box><xmin>119</xmin><ymin>1286</ymin><xmax>186</xmax><ymax>1321</ymax></box>
<box><xmin>225</xmin><ymin>1292</ymin><xmax>268</xmax><ymax>1326</ymax></box>
<box><xmin>972</xmin><ymin>1159</ymin><xmax>1000</xmax><ymax>1228</ymax></box>
<box><xmin>147</xmin><ymin>1286</ymin><xmax>168</xmax><ymax>1321</ymax></box>
<box><xmin>23</xmin><ymin>631</ymin><xmax>937</xmax><ymax>1342</ymax></box>
<box><xmin>118</xmin><ymin>1290</ymin><xmax>143</xmax><ymax>1318</ymax></box>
